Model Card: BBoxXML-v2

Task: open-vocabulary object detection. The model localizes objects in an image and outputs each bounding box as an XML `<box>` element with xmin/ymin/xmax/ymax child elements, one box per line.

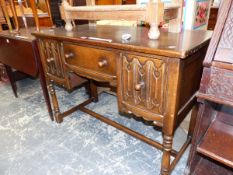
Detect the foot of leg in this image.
<box><xmin>5</xmin><ymin>65</ymin><xmax>18</xmax><ymax>98</ymax></box>
<box><xmin>161</xmin><ymin>134</ymin><xmax>173</xmax><ymax>175</ymax></box>
<box><xmin>90</xmin><ymin>80</ymin><xmax>98</xmax><ymax>102</ymax></box>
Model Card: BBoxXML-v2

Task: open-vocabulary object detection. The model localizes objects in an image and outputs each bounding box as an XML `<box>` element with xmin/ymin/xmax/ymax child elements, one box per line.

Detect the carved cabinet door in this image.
<box><xmin>38</xmin><ymin>39</ymin><xmax>66</xmax><ymax>82</ymax></box>
<box><xmin>117</xmin><ymin>53</ymin><xmax>168</xmax><ymax>124</ymax></box>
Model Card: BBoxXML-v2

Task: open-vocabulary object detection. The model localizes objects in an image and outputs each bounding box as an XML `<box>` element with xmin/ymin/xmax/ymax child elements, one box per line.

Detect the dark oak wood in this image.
<box><xmin>207</xmin><ymin>7</ymin><xmax>219</xmax><ymax>30</ymax></box>
<box><xmin>16</xmin><ymin>16</ymin><xmax>53</xmax><ymax>28</ymax></box>
<box><xmin>197</xmin><ymin>120</ymin><xmax>233</xmax><ymax>168</ymax></box>
<box><xmin>186</xmin><ymin>1</ymin><xmax>233</xmax><ymax>174</ymax></box>
<box><xmin>122</xmin><ymin>0</ymin><xmax>136</xmax><ymax>4</ymax></box>
<box><xmin>63</xmin><ymin>43</ymin><xmax>117</xmax><ymax>84</ymax></box>
<box><xmin>5</xmin><ymin>65</ymin><xmax>17</xmax><ymax>97</ymax></box>
<box><xmin>0</xmin><ymin>63</ymin><xmax>8</xmax><ymax>81</ymax></box>
<box><xmin>0</xmin><ymin>33</ymin><xmax>37</xmax><ymax>76</ymax></box>
<box><xmin>0</xmin><ymin>28</ymin><xmax>54</xmax><ymax>120</ymax></box>
<box><xmin>33</xmin><ymin>25</ymin><xmax>211</xmax><ymax>58</ymax></box>
<box><xmin>32</xmin><ymin>25</ymin><xmax>212</xmax><ymax>175</ymax></box>
<box><xmin>191</xmin><ymin>157</ymin><xmax>233</xmax><ymax>175</ymax></box>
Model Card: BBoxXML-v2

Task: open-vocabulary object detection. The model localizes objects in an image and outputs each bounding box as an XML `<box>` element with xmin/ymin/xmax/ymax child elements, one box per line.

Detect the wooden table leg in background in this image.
<box><xmin>4</xmin><ymin>62</ymin><xmax>54</xmax><ymax>121</ymax></box>
<box><xmin>89</xmin><ymin>80</ymin><xmax>98</xmax><ymax>102</ymax></box>
<box><xmin>36</xmin><ymin>50</ymin><xmax>54</xmax><ymax>121</ymax></box>
<box><xmin>188</xmin><ymin>102</ymin><xmax>199</xmax><ymax>139</ymax></box>
<box><xmin>38</xmin><ymin>67</ymin><xmax>54</xmax><ymax>121</ymax></box>
<box><xmin>4</xmin><ymin>65</ymin><xmax>17</xmax><ymax>98</ymax></box>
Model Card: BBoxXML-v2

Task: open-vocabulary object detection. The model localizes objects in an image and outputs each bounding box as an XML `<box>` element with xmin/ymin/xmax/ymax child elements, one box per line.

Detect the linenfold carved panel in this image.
<box><xmin>121</xmin><ymin>54</ymin><xmax>167</xmax><ymax>115</ymax></box>
<box><xmin>39</xmin><ymin>39</ymin><xmax>65</xmax><ymax>78</ymax></box>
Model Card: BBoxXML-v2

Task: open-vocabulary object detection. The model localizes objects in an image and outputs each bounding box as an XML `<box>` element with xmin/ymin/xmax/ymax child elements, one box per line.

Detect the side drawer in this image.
<box><xmin>63</xmin><ymin>43</ymin><xmax>117</xmax><ymax>83</ymax></box>
<box><xmin>118</xmin><ymin>53</ymin><xmax>168</xmax><ymax>123</ymax></box>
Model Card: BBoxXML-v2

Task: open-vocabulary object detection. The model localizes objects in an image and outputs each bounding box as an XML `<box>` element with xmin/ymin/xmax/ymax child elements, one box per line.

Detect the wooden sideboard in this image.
<box><xmin>0</xmin><ymin>28</ymin><xmax>89</xmax><ymax>121</ymax></box>
<box><xmin>32</xmin><ymin>25</ymin><xmax>212</xmax><ymax>175</ymax></box>
<box><xmin>0</xmin><ymin>28</ymin><xmax>53</xmax><ymax>119</ymax></box>
<box><xmin>185</xmin><ymin>1</ymin><xmax>233</xmax><ymax>174</ymax></box>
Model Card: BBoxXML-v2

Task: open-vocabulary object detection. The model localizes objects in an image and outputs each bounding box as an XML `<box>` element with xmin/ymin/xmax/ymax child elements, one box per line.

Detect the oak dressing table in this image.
<box><xmin>32</xmin><ymin>25</ymin><xmax>212</xmax><ymax>174</ymax></box>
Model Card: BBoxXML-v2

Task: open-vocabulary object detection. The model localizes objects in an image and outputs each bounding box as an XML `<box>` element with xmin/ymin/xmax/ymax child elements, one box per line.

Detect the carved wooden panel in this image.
<box><xmin>39</xmin><ymin>39</ymin><xmax>65</xmax><ymax>79</ymax></box>
<box><xmin>119</xmin><ymin>53</ymin><xmax>168</xmax><ymax>120</ymax></box>
<box><xmin>199</xmin><ymin>67</ymin><xmax>233</xmax><ymax>106</ymax></box>
<box><xmin>214</xmin><ymin>3</ymin><xmax>233</xmax><ymax>63</ymax></box>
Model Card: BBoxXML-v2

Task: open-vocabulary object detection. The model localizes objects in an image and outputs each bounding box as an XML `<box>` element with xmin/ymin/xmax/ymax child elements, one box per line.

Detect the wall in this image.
<box><xmin>183</xmin><ymin>0</ymin><xmax>212</xmax><ymax>30</ymax></box>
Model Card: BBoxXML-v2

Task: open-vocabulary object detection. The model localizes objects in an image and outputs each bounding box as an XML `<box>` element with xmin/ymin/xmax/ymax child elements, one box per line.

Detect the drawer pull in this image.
<box><xmin>135</xmin><ymin>82</ymin><xmax>145</xmax><ymax>91</ymax></box>
<box><xmin>65</xmin><ymin>52</ymin><xmax>74</xmax><ymax>59</ymax></box>
<box><xmin>98</xmin><ymin>59</ymin><xmax>108</xmax><ymax>68</ymax></box>
<box><xmin>47</xmin><ymin>58</ymin><xmax>54</xmax><ymax>63</ymax></box>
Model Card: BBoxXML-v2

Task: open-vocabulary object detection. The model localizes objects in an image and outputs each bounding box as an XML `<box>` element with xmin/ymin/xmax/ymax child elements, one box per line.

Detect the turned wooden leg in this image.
<box><xmin>188</xmin><ymin>102</ymin><xmax>198</xmax><ymax>139</ymax></box>
<box><xmin>90</xmin><ymin>80</ymin><xmax>98</xmax><ymax>102</ymax></box>
<box><xmin>48</xmin><ymin>80</ymin><xmax>63</xmax><ymax>123</ymax></box>
<box><xmin>39</xmin><ymin>75</ymin><xmax>54</xmax><ymax>121</ymax></box>
<box><xmin>161</xmin><ymin>134</ymin><xmax>173</xmax><ymax>175</ymax></box>
<box><xmin>84</xmin><ymin>83</ymin><xmax>91</xmax><ymax>96</ymax></box>
<box><xmin>62</xmin><ymin>1</ymin><xmax>73</xmax><ymax>31</ymax></box>
<box><xmin>5</xmin><ymin>65</ymin><xmax>17</xmax><ymax>98</ymax></box>
<box><xmin>65</xmin><ymin>19</ymin><xmax>73</xmax><ymax>31</ymax></box>
<box><xmin>37</xmin><ymin>53</ymin><xmax>54</xmax><ymax>121</ymax></box>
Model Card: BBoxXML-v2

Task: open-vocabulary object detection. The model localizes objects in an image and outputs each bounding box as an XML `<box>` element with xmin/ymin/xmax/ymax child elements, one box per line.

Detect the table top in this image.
<box><xmin>0</xmin><ymin>28</ymin><xmax>37</xmax><ymax>42</ymax></box>
<box><xmin>32</xmin><ymin>25</ymin><xmax>212</xmax><ymax>58</ymax></box>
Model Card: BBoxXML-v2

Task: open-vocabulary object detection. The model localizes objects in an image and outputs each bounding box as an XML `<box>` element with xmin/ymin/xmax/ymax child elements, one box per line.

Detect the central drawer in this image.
<box><xmin>63</xmin><ymin>43</ymin><xmax>117</xmax><ymax>83</ymax></box>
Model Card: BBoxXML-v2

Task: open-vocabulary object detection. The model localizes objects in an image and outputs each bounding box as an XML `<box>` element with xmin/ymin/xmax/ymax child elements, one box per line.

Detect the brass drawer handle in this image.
<box><xmin>47</xmin><ymin>58</ymin><xmax>54</xmax><ymax>63</ymax></box>
<box><xmin>98</xmin><ymin>59</ymin><xmax>108</xmax><ymax>68</ymax></box>
<box><xmin>65</xmin><ymin>52</ymin><xmax>74</xmax><ymax>59</ymax></box>
<box><xmin>135</xmin><ymin>82</ymin><xmax>145</xmax><ymax>91</ymax></box>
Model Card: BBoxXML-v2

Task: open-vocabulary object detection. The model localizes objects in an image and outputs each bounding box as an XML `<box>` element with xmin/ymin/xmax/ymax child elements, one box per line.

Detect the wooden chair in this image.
<box><xmin>60</xmin><ymin>0</ymin><xmax>183</xmax><ymax>39</ymax></box>
<box><xmin>0</xmin><ymin>0</ymin><xmax>53</xmax><ymax>32</ymax></box>
<box><xmin>0</xmin><ymin>6</ymin><xmax>6</xmax><ymax>31</ymax></box>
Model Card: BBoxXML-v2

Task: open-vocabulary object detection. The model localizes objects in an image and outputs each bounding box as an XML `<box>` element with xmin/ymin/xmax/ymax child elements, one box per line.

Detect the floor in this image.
<box><xmin>0</xmin><ymin>78</ymin><xmax>190</xmax><ymax>175</ymax></box>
